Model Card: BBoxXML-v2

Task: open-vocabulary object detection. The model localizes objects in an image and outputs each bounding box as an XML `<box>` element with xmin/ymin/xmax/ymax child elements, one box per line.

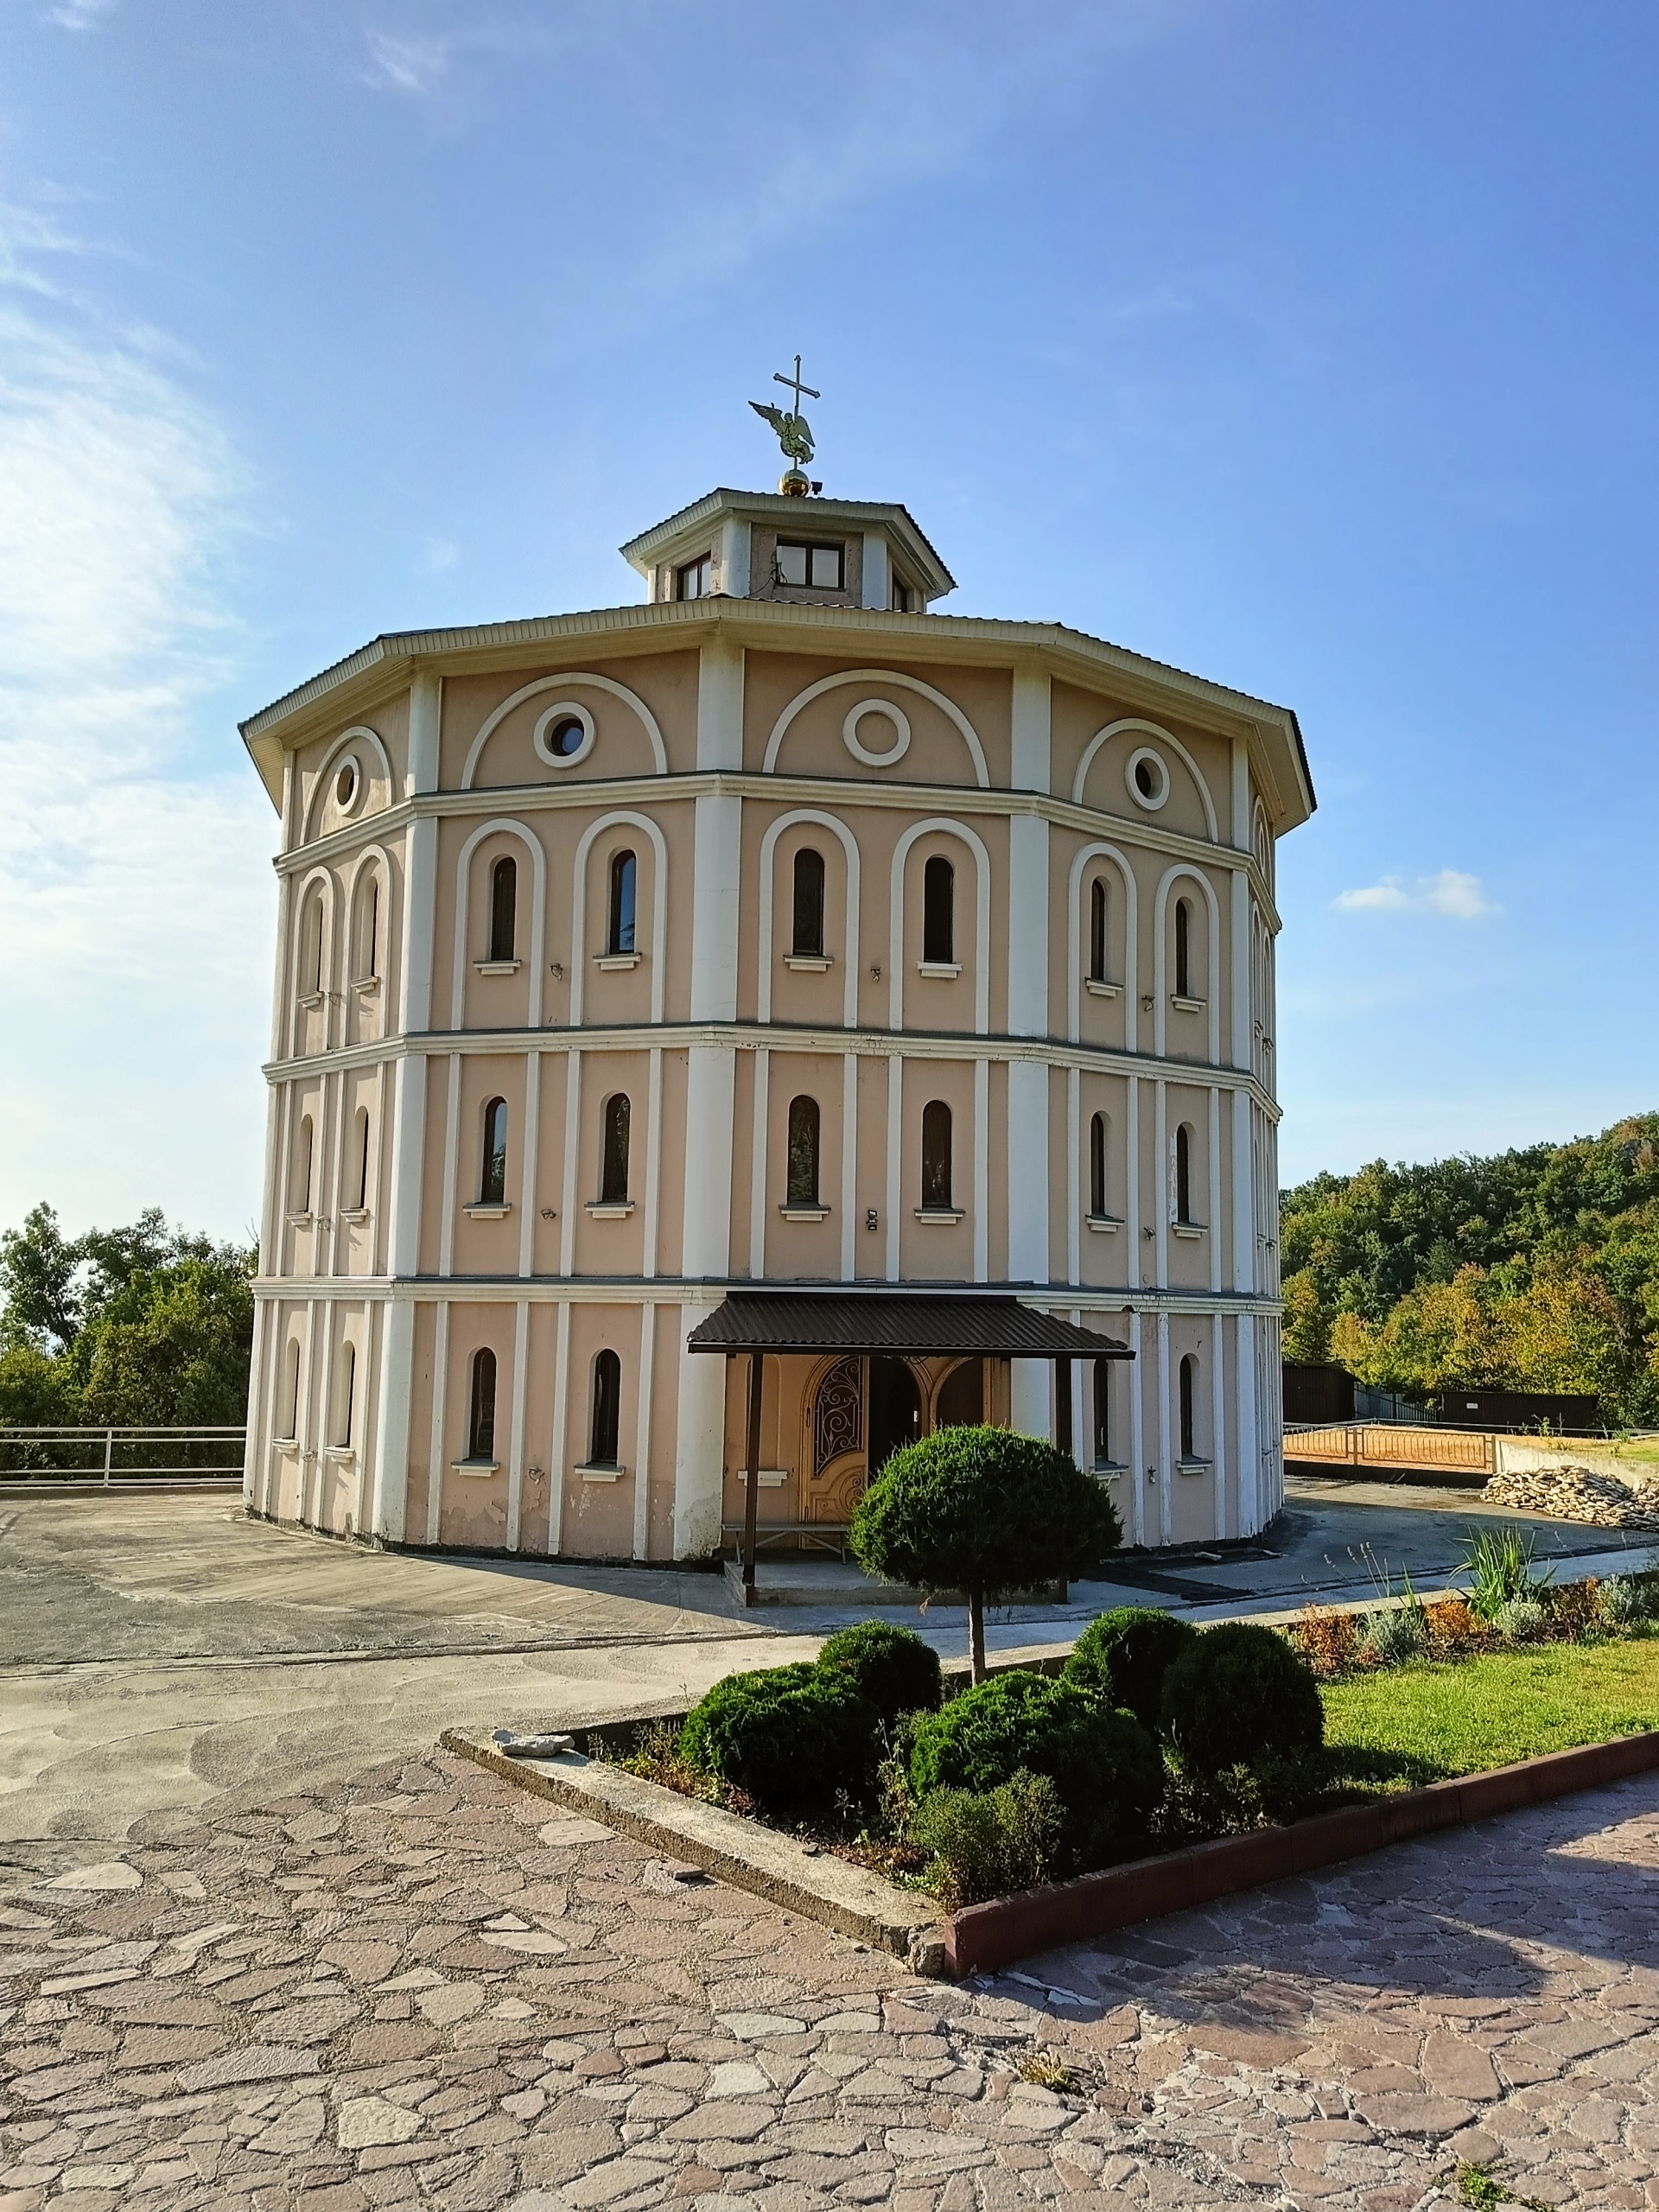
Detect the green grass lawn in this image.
<box><xmin>1320</xmin><ymin>1629</ymin><xmax>1659</xmax><ymax>1787</ymax></box>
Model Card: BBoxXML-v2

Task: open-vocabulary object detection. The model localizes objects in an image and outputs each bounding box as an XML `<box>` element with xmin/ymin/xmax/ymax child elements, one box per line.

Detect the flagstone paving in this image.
<box><xmin>4</xmin><ymin>1754</ymin><xmax>1659</xmax><ymax>2211</ymax></box>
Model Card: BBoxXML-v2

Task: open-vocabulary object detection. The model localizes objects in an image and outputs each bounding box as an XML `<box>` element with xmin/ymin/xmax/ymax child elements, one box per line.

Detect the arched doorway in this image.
<box><xmin>868</xmin><ymin>1356</ymin><xmax>922</xmax><ymax>1474</ymax></box>
<box><xmin>933</xmin><ymin>1357</ymin><xmax>983</xmax><ymax>1429</ymax></box>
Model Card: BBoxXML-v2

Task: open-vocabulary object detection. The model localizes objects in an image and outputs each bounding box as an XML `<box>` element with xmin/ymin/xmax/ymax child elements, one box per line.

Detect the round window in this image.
<box><xmin>1126</xmin><ymin>747</ymin><xmax>1170</xmax><ymax>810</ymax></box>
<box><xmin>532</xmin><ymin>700</ymin><xmax>596</xmax><ymax>767</ymax></box>
<box><xmin>334</xmin><ymin>759</ymin><xmax>360</xmax><ymax>811</ymax></box>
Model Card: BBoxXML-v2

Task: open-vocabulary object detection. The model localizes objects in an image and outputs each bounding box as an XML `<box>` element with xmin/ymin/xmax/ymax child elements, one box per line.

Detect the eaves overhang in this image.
<box><xmin>238</xmin><ymin>597</ymin><xmax>1314</xmax><ymax>831</ymax></box>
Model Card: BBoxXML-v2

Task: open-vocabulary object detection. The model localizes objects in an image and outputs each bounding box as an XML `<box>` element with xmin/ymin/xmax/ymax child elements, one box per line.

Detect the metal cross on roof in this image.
<box><xmin>749</xmin><ymin>353</ymin><xmax>820</xmax><ymax>472</ymax></box>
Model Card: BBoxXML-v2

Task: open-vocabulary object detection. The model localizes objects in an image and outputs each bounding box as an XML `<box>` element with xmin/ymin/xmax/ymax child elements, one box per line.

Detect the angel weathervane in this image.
<box><xmin>750</xmin><ymin>355</ymin><xmax>821</xmax><ymax>493</ymax></box>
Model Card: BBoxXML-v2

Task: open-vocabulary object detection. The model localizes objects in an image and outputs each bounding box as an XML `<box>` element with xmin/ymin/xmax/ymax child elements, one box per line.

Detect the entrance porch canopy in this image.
<box><xmin>685</xmin><ymin>1290</ymin><xmax>1133</xmax><ymax>1359</ymax></box>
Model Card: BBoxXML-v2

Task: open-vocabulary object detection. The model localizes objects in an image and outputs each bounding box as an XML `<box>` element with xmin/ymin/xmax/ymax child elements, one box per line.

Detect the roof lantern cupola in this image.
<box><xmin>618</xmin><ymin>357</ymin><xmax>955</xmax><ymax>615</ymax></box>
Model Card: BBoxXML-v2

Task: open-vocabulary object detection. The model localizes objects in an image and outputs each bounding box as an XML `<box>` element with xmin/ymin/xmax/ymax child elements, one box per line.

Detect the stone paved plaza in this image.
<box><xmin>5</xmin><ymin>1748</ymin><xmax>1659</xmax><ymax>2212</ymax></box>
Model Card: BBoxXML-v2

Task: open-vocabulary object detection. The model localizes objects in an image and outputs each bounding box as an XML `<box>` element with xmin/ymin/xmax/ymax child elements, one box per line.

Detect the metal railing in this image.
<box><xmin>0</xmin><ymin>1427</ymin><xmax>247</xmax><ymax>1486</ymax></box>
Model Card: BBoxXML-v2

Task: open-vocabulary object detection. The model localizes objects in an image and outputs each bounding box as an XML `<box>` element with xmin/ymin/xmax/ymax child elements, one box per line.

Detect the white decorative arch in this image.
<box><xmin>302</xmin><ymin>725</ymin><xmax>395</xmax><ymax>843</ymax></box>
<box><xmin>569</xmin><ymin>810</ymin><xmax>669</xmax><ymax>1024</ymax></box>
<box><xmin>888</xmin><ymin>819</ymin><xmax>993</xmax><ymax>1034</ymax></box>
<box><xmin>1071</xmin><ymin>717</ymin><xmax>1219</xmax><ymax>842</ymax></box>
<box><xmin>756</xmin><ymin>810</ymin><xmax>862</xmax><ymax>1027</ymax></box>
<box><xmin>1251</xmin><ymin>797</ymin><xmax>1273</xmax><ymax>885</ymax></box>
<box><xmin>462</xmin><ymin>672</ymin><xmax>667</xmax><ymax>788</ymax></box>
<box><xmin>448</xmin><ymin>820</ymin><xmax>549</xmax><ymax>1028</ymax></box>
<box><xmin>1065</xmin><ymin>842</ymin><xmax>1140</xmax><ymax>1051</ymax></box>
<box><xmin>344</xmin><ymin>843</ymin><xmax>391</xmax><ymax>979</ymax></box>
<box><xmin>1153</xmin><ymin>862</ymin><xmax>1223</xmax><ymax>1065</ymax></box>
<box><xmin>287</xmin><ymin>865</ymin><xmax>338</xmax><ymax>1058</ymax></box>
<box><xmin>765</xmin><ymin>669</ymin><xmax>989</xmax><ymax>789</ymax></box>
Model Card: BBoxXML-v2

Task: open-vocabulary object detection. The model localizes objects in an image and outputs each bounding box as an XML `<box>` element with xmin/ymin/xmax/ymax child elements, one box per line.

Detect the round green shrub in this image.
<box><xmin>816</xmin><ymin>1619</ymin><xmax>943</xmax><ymax>1730</ymax></box>
<box><xmin>679</xmin><ymin>1662</ymin><xmax>880</xmax><ymax>1819</ymax></box>
<box><xmin>1064</xmin><ymin>1607</ymin><xmax>1200</xmax><ymax>1730</ymax></box>
<box><xmin>908</xmin><ymin>1669</ymin><xmax>1161</xmax><ymax>1868</ymax></box>
<box><xmin>1159</xmin><ymin>1622</ymin><xmax>1324</xmax><ymax>1776</ymax></box>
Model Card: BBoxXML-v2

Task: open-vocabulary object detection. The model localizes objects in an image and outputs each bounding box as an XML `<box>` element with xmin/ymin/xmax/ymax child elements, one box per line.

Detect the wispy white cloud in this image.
<box><xmin>0</xmin><ymin>215</ymin><xmax>273</xmax><ymax>1236</ymax></box>
<box><xmin>1334</xmin><ymin>868</ymin><xmax>1498</xmax><ymax>920</ymax></box>
<box><xmin>44</xmin><ymin>0</ymin><xmax>117</xmax><ymax>29</ymax></box>
<box><xmin>362</xmin><ymin>29</ymin><xmax>454</xmax><ymax>96</ymax></box>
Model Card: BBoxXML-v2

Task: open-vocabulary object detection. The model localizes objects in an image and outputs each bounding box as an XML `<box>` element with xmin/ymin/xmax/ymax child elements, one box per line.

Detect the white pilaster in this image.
<box><xmin>1211</xmin><ymin>1311</ymin><xmax>1227</xmax><ymax>1541</ymax></box>
<box><xmin>1155</xmin><ymin>1309</ymin><xmax>1172</xmax><ymax>1543</ymax></box>
<box><xmin>1005</xmin><ymin>1061</ymin><xmax>1049</xmax><ymax>1283</ymax></box>
<box><xmin>1009</xmin><ymin>1357</ymin><xmax>1052</xmax><ymax>1442</ymax></box>
<box><xmin>973</xmin><ymin>1058</ymin><xmax>990</xmax><ymax>1283</ymax></box>
<box><xmin>672</xmin><ymin>1318</ymin><xmax>727</xmax><ymax>1558</ymax></box>
<box><xmin>1236</xmin><ymin>1310</ymin><xmax>1259</xmax><ymax>1534</ymax></box>
<box><xmin>373</xmin><ymin>1298</ymin><xmax>413</xmax><ymax>1545</ymax></box>
<box><xmin>1232</xmin><ymin>1090</ymin><xmax>1255</xmax><ymax>1294</ymax></box>
<box><xmin>885</xmin><ymin>1056</ymin><xmax>902</xmax><ymax>1282</ymax></box>
<box><xmin>1128</xmin><ymin>1306</ymin><xmax>1145</xmax><ymax>1547</ymax></box>
<box><xmin>718</xmin><ymin>518</ymin><xmax>751</xmax><ymax>601</ymax></box>
<box><xmin>683</xmin><ymin>1048</ymin><xmax>735</xmax><ymax>1278</ymax></box>
<box><xmin>547</xmin><ymin>1300</ymin><xmax>571</xmax><ymax>1554</ymax></box>
<box><xmin>860</xmin><ymin>531</ymin><xmax>890</xmax><ymax>610</ymax></box>
<box><xmin>840</xmin><ymin>1053</ymin><xmax>857</xmax><ymax>1282</ymax></box>
<box><xmin>632</xmin><ymin>1304</ymin><xmax>656</xmax><ymax>1560</ymax></box>
<box><xmin>409</xmin><ymin>670</ymin><xmax>442</xmax><ymax>797</ymax></box>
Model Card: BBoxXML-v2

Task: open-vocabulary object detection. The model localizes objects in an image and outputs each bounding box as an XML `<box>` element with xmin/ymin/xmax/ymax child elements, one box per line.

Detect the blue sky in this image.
<box><xmin>2</xmin><ymin>0</ymin><xmax>1655</xmax><ymax>1242</ymax></box>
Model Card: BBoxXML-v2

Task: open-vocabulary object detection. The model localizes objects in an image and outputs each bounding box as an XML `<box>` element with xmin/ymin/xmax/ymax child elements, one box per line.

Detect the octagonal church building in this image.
<box><xmin>240</xmin><ymin>451</ymin><xmax>1313</xmax><ymax>1567</ymax></box>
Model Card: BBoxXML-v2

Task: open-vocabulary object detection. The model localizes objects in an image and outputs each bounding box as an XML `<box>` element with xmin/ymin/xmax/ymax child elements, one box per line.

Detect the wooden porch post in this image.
<box><xmin>741</xmin><ymin>1349</ymin><xmax>764</xmax><ymax>1604</ymax></box>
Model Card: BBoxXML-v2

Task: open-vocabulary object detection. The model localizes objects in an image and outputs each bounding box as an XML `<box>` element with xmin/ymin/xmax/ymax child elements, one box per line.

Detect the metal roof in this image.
<box><xmin>685</xmin><ymin>1291</ymin><xmax>1132</xmax><ymax>1358</ymax></box>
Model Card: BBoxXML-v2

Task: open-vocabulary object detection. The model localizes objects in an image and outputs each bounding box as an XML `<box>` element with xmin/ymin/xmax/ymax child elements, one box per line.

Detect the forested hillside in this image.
<box><xmin>0</xmin><ymin>1205</ymin><xmax>255</xmax><ymax>1428</ymax></box>
<box><xmin>1280</xmin><ymin>1115</ymin><xmax>1659</xmax><ymax>1427</ymax></box>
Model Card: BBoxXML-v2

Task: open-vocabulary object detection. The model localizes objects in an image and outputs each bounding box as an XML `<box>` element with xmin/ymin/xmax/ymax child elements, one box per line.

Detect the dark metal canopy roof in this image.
<box><xmin>686</xmin><ymin>1292</ymin><xmax>1132</xmax><ymax>1359</ymax></box>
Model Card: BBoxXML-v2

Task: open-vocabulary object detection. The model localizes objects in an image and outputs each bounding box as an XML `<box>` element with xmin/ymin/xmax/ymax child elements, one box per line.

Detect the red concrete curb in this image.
<box><xmin>944</xmin><ymin>1726</ymin><xmax>1659</xmax><ymax>1978</ymax></box>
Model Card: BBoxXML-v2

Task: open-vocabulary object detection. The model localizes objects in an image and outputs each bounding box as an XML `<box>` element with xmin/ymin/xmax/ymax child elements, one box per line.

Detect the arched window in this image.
<box><xmin>467</xmin><ymin>1347</ymin><xmax>497</xmax><ymax>1462</ymax></box>
<box><xmin>1089</xmin><ymin>1112</ymin><xmax>1108</xmax><ymax>1219</ymax></box>
<box><xmin>489</xmin><ymin>855</ymin><xmax>518</xmax><ymax>963</ymax></box>
<box><xmin>1174</xmin><ymin>897</ymin><xmax>1192</xmax><ymax>999</ymax></box>
<box><xmin>601</xmin><ymin>1093</ymin><xmax>631</xmax><ymax>1204</ymax></box>
<box><xmin>921</xmin><ymin>1099</ymin><xmax>953</xmax><ymax>1212</ymax></box>
<box><xmin>786</xmin><ymin>1096</ymin><xmax>820</xmax><ymax>1208</ymax></box>
<box><xmin>1091</xmin><ymin>1359</ymin><xmax>1111</xmax><ymax>1467</ymax></box>
<box><xmin>301</xmin><ymin>892</ymin><xmax>324</xmax><ymax>997</ymax></box>
<box><xmin>791</xmin><ymin>848</ymin><xmax>825</xmax><ymax>958</ymax></box>
<box><xmin>589</xmin><ymin>1349</ymin><xmax>622</xmax><ymax>1466</ymax></box>
<box><xmin>922</xmin><ymin>855</ymin><xmax>955</xmax><ymax>965</ymax></box>
<box><xmin>1179</xmin><ymin>1353</ymin><xmax>1198</xmax><ymax>1461</ymax></box>
<box><xmin>1089</xmin><ymin>878</ymin><xmax>1109</xmax><ymax>984</ymax></box>
<box><xmin>290</xmin><ymin>1114</ymin><xmax>315</xmax><ymax>1215</ymax></box>
<box><xmin>280</xmin><ymin>1338</ymin><xmax>302</xmax><ymax>1441</ymax></box>
<box><xmin>1174</xmin><ymin>1122</ymin><xmax>1193</xmax><ymax>1224</ymax></box>
<box><xmin>352</xmin><ymin>1106</ymin><xmax>371</xmax><ymax>1211</ymax></box>
<box><xmin>332</xmin><ymin>1342</ymin><xmax>356</xmax><ymax>1449</ymax></box>
<box><xmin>480</xmin><ymin>1096</ymin><xmax>508</xmax><ymax>1205</ymax></box>
<box><xmin>359</xmin><ymin>875</ymin><xmax>380</xmax><ymax>982</ymax></box>
<box><xmin>608</xmin><ymin>849</ymin><xmax>637</xmax><ymax>956</ymax></box>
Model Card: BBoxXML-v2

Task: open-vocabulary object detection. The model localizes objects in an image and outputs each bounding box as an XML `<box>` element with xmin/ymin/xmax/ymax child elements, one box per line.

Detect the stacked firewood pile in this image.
<box><xmin>1482</xmin><ymin>1464</ymin><xmax>1659</xmax><ymax>1529</ymax></box>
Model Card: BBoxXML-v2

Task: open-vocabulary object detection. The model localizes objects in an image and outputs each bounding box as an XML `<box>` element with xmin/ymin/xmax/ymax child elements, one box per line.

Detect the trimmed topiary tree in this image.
<box><xmin>1064</xmin><ymin>1607</ymin><xmax>1201</xmax><ymax>1732</ymax></box>
<box><xmin>678</xmin><ymin>1662</ymin><xmax>880</xmax><ymax>1821</ymax></box>
<box><xmin>816</xmin><ymin>1620</ymin><xmax>943</xmax><ymax>1731</ymax></box>
<box><xmin>907</xmin><ymin>1669</ymin><xmax>1161</xmax><ymax>1870</ymax></box>
<box><xmin>1159</xmin><ymin>1621</ymin><xmax>1324</xmax><ymax>1776</ymax></box>
<box><xmin>849</xmin><ymin>1426</ymin><xmax>1122</xmax><ymax>1681</ymax></box>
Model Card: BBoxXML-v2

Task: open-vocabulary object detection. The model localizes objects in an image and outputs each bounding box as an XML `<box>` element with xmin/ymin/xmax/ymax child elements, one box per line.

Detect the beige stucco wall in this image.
<box><xmin>245</xmin><ymin>575</ymin><xmax>1291</xmax><ymax>1560</ymax></box>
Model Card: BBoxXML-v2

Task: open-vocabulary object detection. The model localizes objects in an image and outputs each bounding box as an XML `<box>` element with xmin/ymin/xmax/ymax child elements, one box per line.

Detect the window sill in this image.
<box><xmin>297</xmin><ymin>992</ymin><xmax>324</xmax><ymax>1011</ymax></box>
<box><xmin>914</xmin><ymin>1207</ymin><xmax>965</xmax><ymax>1224</ymax></box>
<box><xmin>339</xmin><ymin>1208</ymin><xmax>370</xmax><ymax>1225</ymax></box>
<box><xmin>273</xmin><ymin>1435</ymin><xmax>298</xmax><ymax>1451</ymax></box>
<box><xmin>1092</xmin><ymin>1460</ymin><xmax>1128</xmax><ymax>1477</ymax></box>
<box><xmin>474</xmin><ymin>959</ymin><xmax>521</xmax><ymax>976</ymax></box>
<box><xmin>779</xmin><ymin>1205</ymin><xmax>830</xmax><ymax>1222</ymax></box>
<box><xmin>575</xmin><ymin>1461</ymin><xmax>627</xmax><ymax>1483</ymax></box>
<box><xmin>1170</xmin><ymin>995</ymin><xmax>1206</xmax><ymax>1014</ymax></box>
<box><xmin>594</xmin><ymin>953</ymin><xmax>640</xmax><ymax>971</ymax></box>
<box><xmin>586</xmin><ymin>1200</ymin><xmax>635</xmax><ymax>1218</ymax></box>
<box><xmin>1177</xmin><ymin>1458</ymin><xmax>1212</xmax><ymax>1476</ymax></box>
<box><xmin>452</xmin><ymin>1459</ymin><xmax>499</xmax><ymax>1478</ymax></box>
<box><xmin>1171</xmin><ymin>1223</ymin><xmax>1205</xmax><ymax>1240</ymax></box>
<box><xmin>735</xmin><ymin>1468</ymin><xmax>790</xmax><ymax>1487</ymax></box>
<box><xmin>1084</xmin><ymin>1214</ymin><xmax>1122</xmax><ymax>1234</ymax></box>
<box><xmin>351</xmin><ymin>975</ymin><xmax>381</xmax><ymax>995</ymax></box>
<box><xmin>1084</xmin><ymin>978</ymin><xmax>1120</xmax><ymax>998</ymax></box>
<box><xmin>917</xmin><ymin>961</ymin><xmax>962</xmax><ymax>979</ymax></box>
<box><xmin>323</xmin><ymin>1446</ymin><xmax>357</xmax><ymax>1465</ymax></box>
<box><xmin>285</xmin><ymin>1211</ymin><xmax>314</xmax><ymax>1229</ymax></box>
<box><xmin>465</xmin><ymin>1202</ymin><xmax>512</xmax><ymax>1219</ymax></box>
<box><xmin>783</xmin><ymin>953</ymin><xmax>832</xmax><ymax>972</ymax></box>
